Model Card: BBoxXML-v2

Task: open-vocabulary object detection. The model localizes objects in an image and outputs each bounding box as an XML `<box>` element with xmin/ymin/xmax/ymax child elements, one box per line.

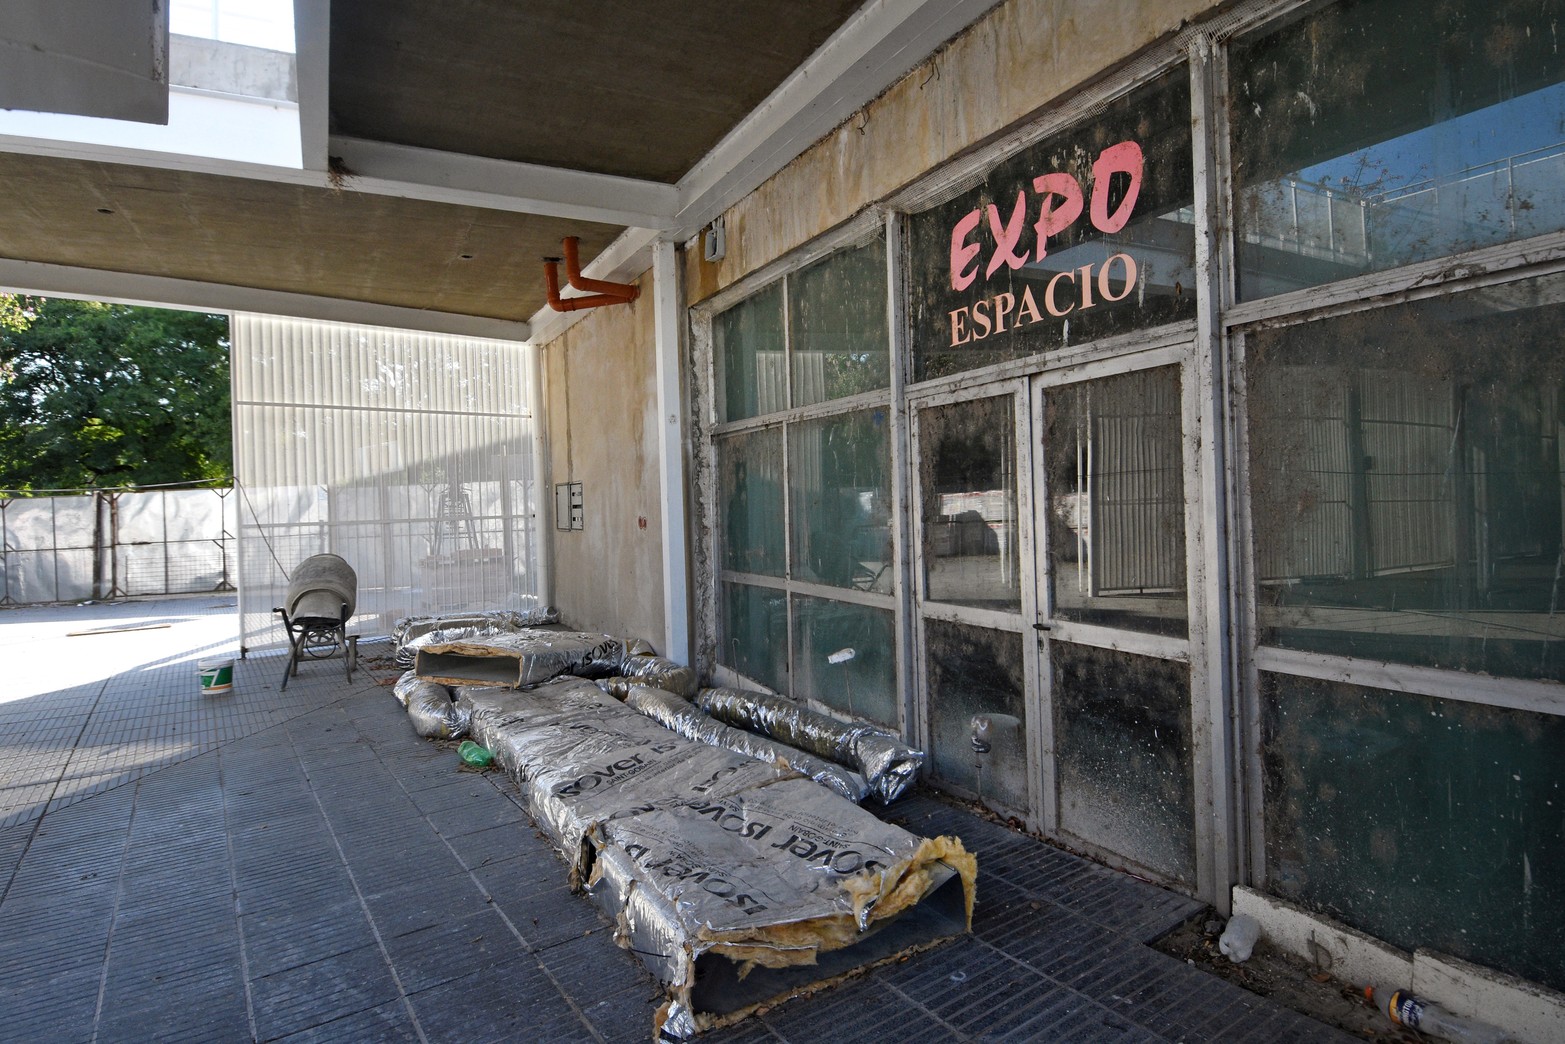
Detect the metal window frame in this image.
<box><xmin>907</xmin><ymin>376</ymin><xmax>1038</xmax><ymax>826</ymax></box>
<box><xmin>694</xmin><ymin>222</ymin><xmax>906</xmax><ymax>732</ymax></box>
<box><xmin>1029</xmin><ymin>345</ymin><xmax>1206</xmax><ymax>890</ymax></box>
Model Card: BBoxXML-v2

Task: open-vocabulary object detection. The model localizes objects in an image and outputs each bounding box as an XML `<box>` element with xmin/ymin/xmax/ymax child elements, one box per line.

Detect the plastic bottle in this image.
<box><xmin>1218</xmin><ymin>914</ymin><xmax>1260</xmax><ymax>962</ymax></box>
<box><xmin>1364</xmin><ymin>986</ymin><xmax>1510</xmax><ymax>1044</ymax></box>
<box><xmin>457</xmin><ymin>740</ymin><xmax>494</xmax><ymax>768</ymax></box>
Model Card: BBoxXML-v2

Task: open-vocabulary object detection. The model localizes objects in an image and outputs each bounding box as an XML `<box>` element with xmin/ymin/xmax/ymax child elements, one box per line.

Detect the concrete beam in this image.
<box><xmin>327</xmin><ymin>136</ymin><xmax>676</xmax><ymax>228</ymax></box>
<box><xmin>294</xmin><ymin>0</ymin><xmax>330</xmax><ymax>171</ymax></box>
<box><xmin>0</xmin><ymin>0</ymin><xmax>168</xmax><ymax>123</ymax></box>
<box><xmin>0</xmin><ymin>258</ymin><xmax>530</xmax><ymax>341</ymax></box>
<box><xmin>170</xmin><ymin>35</ymin><xmax>295</xmax><ymax>101</ymax></box>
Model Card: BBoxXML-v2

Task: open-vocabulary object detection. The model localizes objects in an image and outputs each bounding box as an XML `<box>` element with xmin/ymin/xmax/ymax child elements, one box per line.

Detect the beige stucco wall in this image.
<box><xmin>685</xmin><ymin>0</ymin><xmax>1222</xmax><ymax>303</ymax></box>
<box><xmin>540</xmin><ymin>269</ymin><xmax>666</xmax><ymax>646</ymax></box>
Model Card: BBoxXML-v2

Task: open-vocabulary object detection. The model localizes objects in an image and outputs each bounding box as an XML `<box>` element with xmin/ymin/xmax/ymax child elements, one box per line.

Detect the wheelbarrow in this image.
<box><xmin>273</xmin><ymin>553</ymin><xmax>358</xmax><ymax>691</ymax></box>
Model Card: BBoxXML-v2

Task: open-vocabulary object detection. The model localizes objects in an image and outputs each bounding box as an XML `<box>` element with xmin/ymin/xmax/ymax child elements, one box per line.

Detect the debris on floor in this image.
<box><xmin>1155</xmin><ymin>914</ymin><xmax>1422</xmax><ymax>1042</ymax></box>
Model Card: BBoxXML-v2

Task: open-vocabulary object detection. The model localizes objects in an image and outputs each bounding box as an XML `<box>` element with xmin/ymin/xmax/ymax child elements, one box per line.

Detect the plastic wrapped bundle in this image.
<box><xmin>460</xmin><ymin>678</ymin><xmax>786</xmax><ymax>884</ymax></box>
<box><xmin>598</xmin><ymin>654</ymin><xmax>698</xmax><ymax>699</ymax></box>
<box><xmin>391</xmin><ymin>606</ymin><xmax>561</xmax><ymax>667</ymax></box>
<box><xmin>586</xmin><ymin>776</ymin><xmax>976</xmax><ymax>1037</ymax></box>
<box><xmin>416</xmin><ymin>629</ymin><xmax>630</xmax><ymax>687</ymax></box>
<box><xmin>623</xmin><ymin>685</ymin><xmax>868</xmax><ymax>803</ymax></box>
<box><xmin>399</xmin><ymin>623</ymin><xmax>524</xmax><ymax>670</ymax></box>
<box><xmin>695</xmin><ymin>687</ymin><xmax>925</xmax><ymax>803</ymax></box>
<box><xmin>458</xmin><ymin>679</ymin><xmax>629</xmax><ymax>780</ymax></box>
<box><xmin>393</xmin><ymin>670</ymin><xmax>470</xmax><ymax>739</ymax></box>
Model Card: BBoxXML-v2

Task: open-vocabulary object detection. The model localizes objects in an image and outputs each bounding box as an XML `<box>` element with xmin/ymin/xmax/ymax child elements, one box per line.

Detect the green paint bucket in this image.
<box><xmin>198</xmin><ymin>657</ymin><xmax>234</xmax><ymax>695</ymax></box>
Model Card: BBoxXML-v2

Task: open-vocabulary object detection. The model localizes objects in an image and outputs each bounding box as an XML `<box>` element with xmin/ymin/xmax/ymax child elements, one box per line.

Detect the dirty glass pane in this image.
<box><xmin>918</xmin><ymin>395</ymin><xmax>1020</xmax><ymax>610</ymax></box>
<box><xmin>1044</xmin><ymin>367</ymin><xmax>1187</xmax><ymax>637</ymax></box>
<box><xmin>717</xmin><ymin>427</ymin><xmax>785</xmax><ymax>577</ymax></box>
<box><xmin>715</xmin><ymin>282</ymin><xmax>786</xmax><ymax>422</ymax></box>
<box><xmin>925</xmin><ymin>619</ymin><xmax>1029</xmax><ymax>812</ymax></box>
<box><xmin>1247</xmin><ymin>272</ymin><xmax>1565</xmax><ymax>681</ymax></box>
<box><xmin>720</xmin><ymin>582</ymin><xmax>788</xmax><ymax>694</ymax></box>
<box><xmin>788</xmin><ymin>408</ymin><xmax>892</xmax><ymax>592</ymax></box>
<box><xmin>1262</xmin><ymin>672</ymin><xmax>1565</xmax><ymax>992</ymax></box>
<box><xmin>792</xmin><ymin>596</ymin><xmax>897</xmax><ymax>727</ymax></box>
<box><xmin>908</xmin><ymin>66</ymin><xmax>1195</xmax><ymax>382</ymax></box>
<box><xmin>789</xmin><ymin>237</ymin><xmax>889</xmax><ymax>407</ymax></box>
<box><xmin>1053</xmin><ymin>641</ymin><xmax>1194</xmax><ymax>884</ymax></box>
<box><xmin>1231</xmin><ymin>0</ymin><xmax>1565</xmax><ymax>301</ymax></box>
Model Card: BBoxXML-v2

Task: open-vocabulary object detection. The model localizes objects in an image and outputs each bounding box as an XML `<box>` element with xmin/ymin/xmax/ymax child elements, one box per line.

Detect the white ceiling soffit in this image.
<box><xmin>0</xmin><ymin>0</ymin><xmax>169</xmax><ymax>123</ymax></box>
<box><xmin>0</xmin><ymin>258</ymin><xmax>531</xmax><ymax>342</ymax></box>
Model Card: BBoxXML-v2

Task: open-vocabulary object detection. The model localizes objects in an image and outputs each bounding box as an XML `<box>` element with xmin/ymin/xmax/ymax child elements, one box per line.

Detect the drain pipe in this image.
<box><xmin>541</xmin><ymin>237</ymin><xmax>639</xmax><ymax>312</ymax></box>
<box><xmin>563</xmin><ymin>236</ymin><xmax>638</xmax><ymax>301</ymax></box>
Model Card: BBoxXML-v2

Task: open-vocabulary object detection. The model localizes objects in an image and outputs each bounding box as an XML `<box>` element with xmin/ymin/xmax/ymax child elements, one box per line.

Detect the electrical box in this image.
<box><xmin>554</xmin><ymin>481</ymin><xmax>583</xmax><ymax>531</ymax></box>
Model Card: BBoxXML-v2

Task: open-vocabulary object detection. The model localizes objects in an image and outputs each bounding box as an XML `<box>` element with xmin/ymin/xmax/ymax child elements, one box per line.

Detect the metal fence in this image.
<box><xmin>0</xmin><ymin>486</ymin><xmax>237</xmax><ymax>605</ymax></box>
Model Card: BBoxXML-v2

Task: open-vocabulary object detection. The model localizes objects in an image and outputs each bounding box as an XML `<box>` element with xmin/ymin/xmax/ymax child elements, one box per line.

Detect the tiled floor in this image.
<box><xmin>0</xmin><ymin>598</ymin><xmax>1352</xmax><ymax>1042</ymax></box>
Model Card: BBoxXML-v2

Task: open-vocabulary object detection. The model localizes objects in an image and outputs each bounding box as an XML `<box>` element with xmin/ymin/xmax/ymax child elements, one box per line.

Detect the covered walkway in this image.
<box><xmin>0</xmin><ymin>600</ymin><xmax>1346</xmax><ymax>1042</ymax></box>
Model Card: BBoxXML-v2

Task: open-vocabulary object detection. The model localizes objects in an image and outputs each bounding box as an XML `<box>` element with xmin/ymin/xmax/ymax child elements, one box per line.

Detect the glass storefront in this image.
<box><xmin>700</xmin><ymin>0</ymin><xmax>1565</xmax><ymax>988</ymax></box>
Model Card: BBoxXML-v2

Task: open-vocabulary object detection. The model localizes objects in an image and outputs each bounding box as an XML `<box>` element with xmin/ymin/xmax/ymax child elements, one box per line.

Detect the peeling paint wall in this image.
<box><xmin>540</xmin><ymin>271</ymin><xmax>666</xmax><ymax>647</ymax></box>
<box><xmin>684</xmin><ymin>0</ymin><xmax>1222</xmax><ymax>302</ymax></box>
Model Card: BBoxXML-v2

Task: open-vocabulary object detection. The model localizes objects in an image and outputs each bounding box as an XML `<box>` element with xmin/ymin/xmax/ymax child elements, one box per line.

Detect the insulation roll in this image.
<box><xmin>622</xmin><ymin>685</ymin><xmax>868</xmax><ymax>803</ymax></box>
<box><xmin>695</xmin><ymin>686</ymin><xmax>925</xmax><ymax>803</ymax></box>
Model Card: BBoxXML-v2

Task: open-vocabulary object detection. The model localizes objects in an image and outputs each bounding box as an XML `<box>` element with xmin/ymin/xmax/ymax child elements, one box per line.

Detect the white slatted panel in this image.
<box><xmin>231</xmin><ymin>314</ymin><xmax>540</xmax><ymax>650</ymax></box>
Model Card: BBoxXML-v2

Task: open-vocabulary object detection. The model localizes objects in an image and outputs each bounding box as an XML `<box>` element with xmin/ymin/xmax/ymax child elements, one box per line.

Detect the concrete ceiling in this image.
<box><xmin>328</xmin><ymin>0</ymin><xmax>864</xmax><ymax>184</ymax></box>
<box><xmin>0</xmin><ymin>1</ymin><xmax>1001</xmax><ymax>339</ymax></box>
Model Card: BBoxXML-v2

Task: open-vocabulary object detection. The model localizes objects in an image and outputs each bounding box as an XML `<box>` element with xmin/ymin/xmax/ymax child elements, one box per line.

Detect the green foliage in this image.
<box><xmin>0</xmin><ymin>300</ymin><xmax>231</xmax><ymax>491</ymax></box>
<box><xmin>0</xmin><ymin>294</ymin><xmax>34</xmax><ymax>333</ymax></box>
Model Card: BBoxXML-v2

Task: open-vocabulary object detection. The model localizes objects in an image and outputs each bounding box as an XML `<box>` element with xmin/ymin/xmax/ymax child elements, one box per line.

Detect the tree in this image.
<box><xmin>0</xmin><ymin>300</ymin><xmax>231</xmax><ymax>491</ymax></box>
<box><xmin>0</xmin><ymin>293</ymin><xmax>33</xmax><ymax>333</ymax></box>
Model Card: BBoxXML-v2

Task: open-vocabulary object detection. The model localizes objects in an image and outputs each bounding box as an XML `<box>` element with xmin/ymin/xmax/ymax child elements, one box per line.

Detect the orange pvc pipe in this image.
<box><xmin>542</xmin><ymin>257</ymin><xmax>633</xmax><ymax>312</ymax></box>
<box><xmin>562</xmin><ymin>236</ymin><xmax>639</xmax><ymax>301</ymax></box>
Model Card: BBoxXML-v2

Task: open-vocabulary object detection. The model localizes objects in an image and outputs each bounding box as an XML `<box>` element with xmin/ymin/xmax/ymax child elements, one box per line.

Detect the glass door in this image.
<box><xmin>1033</xmin><ymin>355</ymin><xmax>1200</xmax><ymax>889</ymax></box>
<box><xmin>911</xmin><ymin>382</ymin><xmax>1040</xmax><ymax>823</ymax></box>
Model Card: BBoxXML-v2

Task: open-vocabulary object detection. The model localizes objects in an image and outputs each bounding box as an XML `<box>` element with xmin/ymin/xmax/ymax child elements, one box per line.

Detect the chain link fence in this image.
<box><xmin>0</xmin><ymin>485</ymin><xmax>237</xmax><ymax>605</ymax></box>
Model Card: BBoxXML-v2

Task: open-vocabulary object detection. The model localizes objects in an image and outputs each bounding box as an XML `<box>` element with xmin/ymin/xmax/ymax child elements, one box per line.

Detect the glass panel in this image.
<box><xmin>717</xmin><ymin>427</ymin><xmax>785</xmax><ymax>577</ymax></box>
<box><xmin>1053</xmin><ymin>641</ymin><xmax>1195</xmax><ymax>884</ymax></box>
<box><xmin>1044</xmin><ymin>366</ymin><xmax>1188</xmax><ymax>637</ymax></box>
<box><xmin>1232</xmin><ymin>0</ymin><xmax>1565</xmax><ymax>300</ymax></box>
<box><xmin>924</xmin><ymin>619</ymin><xmax>1028</xmax><ymax>811</ymax></box>
<box><xmin>792</xmin><ymin>596</ymin><xmax>897</xmax><ymax>727</ymax></box>
<box><xmin>1247</xmin><ymin>272</ymin><xmax>1565</xmax><ymax>681</ymax></box>
<box><xmin>918</xmin><ymin>395</ymin><xmax>1020</xmax><ymax>610</ymax></box>
<box><xmin>788</xmin><ymin>409</ymin><xmax>891</xmax><ymax>591</ymax></box>
<box><xmin>720</xmin><ymin>582</ymin><xmax>788</xmax><ymax>693</ymax></box>
<box><xmin>789</xmin><ymin>237</ymin><xmax>890</xmax><ymax>407</ymax></box>
<box><xmin>715</xmin><ymin>282</ymin><xmax>786</xmax><ymax>422</ymax></box>
<box><xmin>908</xmin><ymin>66</ymin><xmax>1195</xmax><ymax>382</ymax></box>
<box><xmin>1262</xmin><ymin>672</ymin><xmax>1565</xmax><ymax>992</ymax></box>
